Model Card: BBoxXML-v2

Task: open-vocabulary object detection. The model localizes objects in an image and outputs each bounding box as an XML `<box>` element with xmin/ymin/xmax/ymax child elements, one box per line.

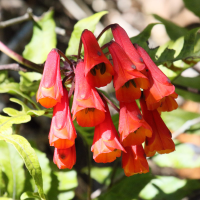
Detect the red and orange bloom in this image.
<box><xmin>37</xmin><ymin>49</ymin><xmax>63</xmax><ymax>108</ymax></box>
<box><xmin>122</xmin><ymin>145</ymin><xmax>149</xmax><ymax>176</ymax></box>
<box><xmin>49</xmin><ymin>88</ymin><xmax>76</xmax><ymax>149</ymax></box>
<box><xmin>135</xmin><ymin>44</ymin><xmax>178</xmax><ymax>111</ymax></box>
<box><xmin>53</xmin><ymin>145</ymin><xmax>76</xmax><ymax>169</ymax></box>
<box><xmin>140</xmin><ymin>98</ymin><xmax>175</xmax><ymax>157</ymax></box>
<box><xmin>108</xmin><ymin>41</ymin><xmax>149</xmax><ymax>102</ymax></box>
<box><xmin>91</xmin><ymin>100</ymin><xmax>125</xmax><ymax>163</ymax></box>
<box><xmin>111</xmin><ymin>24</ymin><xmax>145</xmax><ymax>71</ymax></box>
<box><xmin>72</xmin><ymin>60</ymin><xmax>105</xmax><ymax>127</ymax></box>
<box><xmin>81</xmin><ymin>29</ymin><xmax>114</xmax><ymax>88</ymax></box>
<box><xmin>119</xmin><ymin>101</ymin><xmax>152</xmax><ymax>146</ymax></box>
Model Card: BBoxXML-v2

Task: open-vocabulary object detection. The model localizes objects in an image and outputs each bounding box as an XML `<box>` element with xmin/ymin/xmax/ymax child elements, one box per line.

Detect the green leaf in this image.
<box><xmin>23</xmin><ymin>10</ymin><xmax>56</xmax><ymax>63</ymax></box>
<box><xmin>66</xmin><ymin>11</ymin><xmax>108</xmax><ymax>56</ymax></box>
<box><xmin>0</xmin><ymin>141</ymin><xmax>25</xmax><ymax>199</ymax></box>
<box><xmin>0</xmin><ymin>82</ymin><xmax>39</xmax><ymax>109</ymax></box>
<box><xmin>98</xmin><ymin>29</ymin><xmax>113</xmax><ymax>47</ymax></box>
<box><xmin>140</xmin><ymin>176</ymin><xmax>200</xmax><ymax>200</ymax></box>
<box><xmin>98</xmin><ymin>173</ymin><xmax>153</xmax><ymax>200</ymax></box>
<box><xmin>0</xmin><ymin>71</ymin><xmax>8</xmax><ymax>83</ymax></box>
<box><xmin>0</xmin><ymin>114</ymin><xmax>31</xmax><ymax>135</ymax></box>
<box><xmin>19</xmin><ymin>71</ymin><xmax>42</xmax><ymax>94</ymax></box>
<box><xmin>153</xmin><ymin>14</ymin><xmax>188</xmax><ymax>40</ymax></box>
<box><xmin>153</xmin><ymin>143</ymin><xmax>200</xmax><ymax>168</ymax></box>
<box><xmin>20</xmin><ymin>191</ymin><xmax>41</xmax><ymax>200</ymax></box>
<box><xmin>130</xmin><ymin>24</ymin><xmax>200</xmax><ymax>77</ymax></box>
<box><xmin>0</xmin><ymin>98</ymin><xmax>46</xmax><ymax>134</ymax></box>
<box><xmin>183</xmin><ymin>0</ymin><xmax>200</xmax><ymax>18</ymax></box>
<box><xmin>0</xmin><ymin>134</ymin><xmax>46</xmax><ymax>200</ymax></box>
<box><xmin>35</xmin><ymin>149</ymin><xmax>51</xmax><ymax>194</ymax></box>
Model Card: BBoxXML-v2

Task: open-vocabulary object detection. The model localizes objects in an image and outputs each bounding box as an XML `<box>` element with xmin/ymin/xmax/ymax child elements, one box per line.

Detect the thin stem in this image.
<box><xmin>174</xmin><ymin>84</ymin><xmax>200</xmax><ymax>94</ymax></box>
<box><xmin>172</xmin><ymin>117</ymin><xmax>200</xmax><ymax>139</ymax></box>
<box><xmin>0</xmin><ymin>8</ymin><xmax>34</xmax><ymax>28</ymax></box>
<box><xmin>87</xmin><ymin>145</ymin><xmax>92</xmax><ymax>200</ymax></box>
<box><xmin>0</xmin><ymin>8</ymin><xmax>66</xmax><ymax>35</ymax></box>
<box><xmin>99</xmin><ymin>91</ymin><xmax>120</xmax><ymax>113</ymax></box>
<box><xmin>0</xmin><ymin>41</ymin><xmax>43</xmax><ymax>73</ymax></box>
<box><xmin>56</xmin><ymin>49</ymin><xmax>72</xmax><ymax>66</ymax></box>
<box><xmin>0</xmin><ymin>63</ymin><xmax>27</xmax><ymax>72</ymax></box>
<box><xmin>100</xmin><ymin>43</ymin><xmax>111</xmax><ymax>51</ymax></box>
<box><xmin>77</xmin><ymin>37</ymin><xmax>83</xmax><ymax>60</ymax></box>
<box><xmin>108</xmin><ymin>158</ymin><xmax>120</xmax><ymax>189</ymax></box>
<box><xmin>96</xmin><ymin>24</ymin><xmax>114</xmax><ymax>41</ymax></box>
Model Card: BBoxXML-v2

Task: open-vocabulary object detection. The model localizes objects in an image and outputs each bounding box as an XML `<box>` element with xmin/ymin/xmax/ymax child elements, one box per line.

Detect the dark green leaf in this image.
<box><xmin>98</xmin><ymin>173</ymin><xmax>153</xmax><ymax>200</ymax></box>
<box><xmin>183</xmin><ymin>0</ymin><xmax>200</xmax><ymax>18</ymax></box>
<box><xmin>66</xmin><ymin>11</ymin><xmax>108</xmax><ymax>56</ymax></box>
<box><xmin>23</xmin><ymin>10</ymin><xmax>56</xmax><ymax>63</ymax></box>
<box><xmin>153</xmin><ymin>14</ymin><xmax>188</xmax><ymax>40</ymax></box>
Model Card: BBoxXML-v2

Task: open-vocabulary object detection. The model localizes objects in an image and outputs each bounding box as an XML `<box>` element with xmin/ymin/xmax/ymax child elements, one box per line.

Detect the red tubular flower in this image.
<box><xmin>140</xmin><ymin>98</ymin><xmax>175</xmax><ymax>157</ymax></box>
<box><xmin>119</xmin><ymin>101</ymin><xmax>152</xmax><ymax>146</ymax></box>
<box><xmin>122</xmin><ymin>145</ymin><xmax>149</xmax><ymax>176</ymax></box>
<box><xmin>91</xmin><ymin>100</ymin><xmax>125</xmax><ymax>163</ymax></box>
<box><xmin>108</xmin><ymin>41</ymin><xmax>149</xmax><ymax>102</ymax></box>
<box><xmin>53</xmin><ymin>145</ymin><xmax>76</xmax><ymax>169</ymax></box>
<box><xmin>111</xmin><ymin>24</ymin><xmax>145</xmax><ymax>71</ymax></box>
<box><xmin>37</xmin><ymin>49</ymin><xmax>63</xmax><ymax>108</ymax></box>
<box><xmin>135</xmin><ymin>44</ymin><xmax>178</xmax><ymax>111</ymax></box>
<box><xmin>72</xmin><ymin>60</ymin><xmax>105</xmax><ymax>127</ymax></box>
<box><xmin>49</xmin><ymin>88</ymin><xmax>76</xmax><ymax>149</ymax></box>
<box><xmin>81</xmin><ymin>29</ymin><xmax>114</xmax><ymax>87</ymax></box>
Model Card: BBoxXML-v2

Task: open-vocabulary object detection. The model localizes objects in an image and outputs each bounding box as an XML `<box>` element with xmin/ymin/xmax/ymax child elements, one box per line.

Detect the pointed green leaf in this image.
<box><xmin>153</xmin><ymin>14</ymin><xmax>188</xmax><ymax>40</ymax></box>
<box><xmin>23</xmin><ymin>10</ymin><xmax>56</xmax><ymax>63</ymax></box>
<box><xmin>66</xmin><ymin>11</ymin><xmax>108</xmax><ymax>56</ymax></box>
<box><xmin>0</xmin><ymin>134</ymin><xmax>46</xmax><ymax>200</ymax></box>
<box><xmin>0</xmin><ymin>141</ymin><xmax>25</xmax><ymax>199</ymax></box>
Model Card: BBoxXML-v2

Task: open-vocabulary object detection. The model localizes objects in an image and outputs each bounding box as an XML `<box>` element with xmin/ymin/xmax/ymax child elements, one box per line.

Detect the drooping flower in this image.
<box><xmin>122</xmin><ymin>145</ymin><xmax>149</xmax><ymax>176</ymax></box>
<box><xmin>72</xmin><ymin>60</ymin><xmax>105</xmax><ymax>127</ymax></box>
<box><xmin>119</xmin><ymin>101</ymin><xmax>152</xmax><ymax>146</ymax></box>
<box><xmin>91</xmin><ymin>100</ymin><xmax>125</xmax><ymax>163</ymax></box>
<box><xmin>49</xmin><ymin>88</ymin><xmax>76</xmax><ymax>149</ymax></box>
<box><xmin>37</xmin><ymin>49</ymin><xmax>63</xmax><ymax>108</ymax></box>
<box><xmin>111</xmin><ymin>24</ymin><xmax>145</xmax><ymax>71</ymax></box>
<box><xmin>140</xmin><ymin>97</ymin><xmax>175</xmax><ymax>157</ymax></box>
<box><xmin>108</xmin><ymin>41</ymin><xmax>149</xmax><ymax>102</ymax></box>
<box><xmin>81</xmin><ymin>29</ymin><xmax>114</xmax><ymax>87</ymax></box>
<box><xmin>135</xmin><ymin>44</ymin><xmax>178</xmax><ymax>111</ymax></box>
<box><xmin>53</xmin><ymin>145</ymin><xmax>76</xmax><ymax>169</ymax></box>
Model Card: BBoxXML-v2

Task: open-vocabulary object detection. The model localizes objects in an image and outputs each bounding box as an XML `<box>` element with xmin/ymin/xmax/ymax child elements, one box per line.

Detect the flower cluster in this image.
<box><xmin>37</xmin><ymin>24</ymin><xmax>178</xmax><ymax>176</ymax></box>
